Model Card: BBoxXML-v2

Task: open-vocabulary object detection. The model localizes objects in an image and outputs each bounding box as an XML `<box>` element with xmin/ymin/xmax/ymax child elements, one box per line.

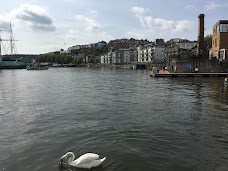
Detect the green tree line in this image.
<box><xmin>36</xmin><ymin>54</ymin><xmax>79</xmax><ymax>64</ymax></box>
<box><xmin>36</xmin><ymin>53</ymin><xmax>100</xmax><ymax>64</ymax></box>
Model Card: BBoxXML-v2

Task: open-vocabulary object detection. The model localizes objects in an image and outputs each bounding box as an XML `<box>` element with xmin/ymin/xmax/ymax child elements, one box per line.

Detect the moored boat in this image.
<box><xmin>225</xmin><ymin>77</ymin><xmax>228</xmax><ymax>84</ymax></box>
<box><xmin>0</xmin><ymin>23</ymin><xmax>26</xmax><ymax>69</ymax></box>
<box><xmin>27</xmin><ymin>63</ymin><xmax>48</xmax><ymax>70</ymax></box>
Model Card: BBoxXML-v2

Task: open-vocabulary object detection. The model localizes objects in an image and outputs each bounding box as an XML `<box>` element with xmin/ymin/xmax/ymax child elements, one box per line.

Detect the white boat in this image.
<box><xmin>225</xmin><ymin>77</ymin><xmax>228</xmax><ymax>84</ymax></box>
<box><xmin>27</xmin><ymin>63</ymin><xmax>48</xmax><ymax>70</ymax></box>
<box><xmin>52</xmin><ymin>63</ymin><xmax>62</xmax><ymax>67</ymax></box>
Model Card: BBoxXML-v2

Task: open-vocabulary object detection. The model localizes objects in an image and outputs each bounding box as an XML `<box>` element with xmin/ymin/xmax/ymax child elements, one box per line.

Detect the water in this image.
<box><xmin>0</xmin><ymin>68</ymin><xmax>228</xmax><ymax>171</ymax></box>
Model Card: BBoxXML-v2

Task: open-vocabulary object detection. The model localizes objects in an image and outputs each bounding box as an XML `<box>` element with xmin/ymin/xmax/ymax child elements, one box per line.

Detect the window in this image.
<box><xmin>216</xmin><ymin>25</ymin><xmax>220</xmax><ymax>34</ymax></box>
<box><xmin>220</xmin><ymin>24</ymin><xmax>228</xmax><ymax>32</ymax></box>
<box><xmin>220</xmin><ymin>49</ymin><xmax>225</xmax><ymax>60</ymax></box>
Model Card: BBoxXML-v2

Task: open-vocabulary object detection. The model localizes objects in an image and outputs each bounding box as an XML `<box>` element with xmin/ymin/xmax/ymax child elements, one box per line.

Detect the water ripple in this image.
<box><xmin>0</xmin><ymin>68</ymin><xmax>228</xmax><ymax>171</ymax></box>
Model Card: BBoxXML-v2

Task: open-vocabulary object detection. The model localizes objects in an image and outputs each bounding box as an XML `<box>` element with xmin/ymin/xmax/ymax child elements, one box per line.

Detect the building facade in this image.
<box><xmin>210</xmin><ymin>20</ymin><xmax>228</xmax><ymax>62</ymax></box>
<box><xmin>165</xmin><ymin>39</ymin><xmax>197</xmax><ymax>58</ymax></box>
<box><xmin>101</xmin><ymin>48</ymin><xmax>137</xmax><ymax>64</ymax></box>
<box><xmin>166</xmin><ymin>38</ymin><xmax>198</xmax><ymax>72</ymax></box>
<box><xmin>113</xmin><ymin>48</ymin><xmax>131</xmax><ymax>64</ymax></box>
<box><xmin>68</xmin><ymin>42</ymin><xmax>107</xmax><ymax>54</ymax></box>
<box><xmin>137</xmin><ymin>43</ymin><xmax>166</xmax><ymax>63</ymax></box>
<box><xmin>100</xmin><ymin>51</ymin><xmax>114</xmax><ymax>64</ymax></box>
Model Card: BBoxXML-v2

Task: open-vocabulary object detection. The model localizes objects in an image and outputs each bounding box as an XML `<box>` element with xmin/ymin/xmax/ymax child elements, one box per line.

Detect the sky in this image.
<box><xmin>0</xmin><ymin>0</ymin><xmax>228</xmax><ymax>54</ymax></box>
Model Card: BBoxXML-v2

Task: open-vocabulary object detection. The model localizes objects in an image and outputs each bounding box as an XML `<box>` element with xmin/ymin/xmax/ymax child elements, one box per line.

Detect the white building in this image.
<box><xmin>113</xmin><ymin>48</ymin><xmax>129</xmax><ymax>64</ymax></box>
<box><xmin>100</xmin><ymin>48</ymin><xmax>137</xmax><ymax>64</ymax></box>
<box><xmin>100</xmin><ymin>55</ymin><xmax>106</xmax><ymax>64</ymax></box>
<box><xmin>100</xmin><ymin>51</ymin><xmax>113</xmax><ymax>64</ymax></box>
<box><xmin>112</xmin><ymin>48</ymin><xmax>137</xmax><ymax>64</ymax></box>
<box><xmin>137</xmin><ymin>44</ymin><xmax>166</xmax><ymax>63</ymax></box>
<box><xmin>68</xmin><ymin>42</ymin><xmax>107</xmax><ymax>54</ymax></box>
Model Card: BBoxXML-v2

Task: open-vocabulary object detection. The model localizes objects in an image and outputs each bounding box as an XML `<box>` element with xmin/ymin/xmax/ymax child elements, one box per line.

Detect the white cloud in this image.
<box><xmin>126</xmin><ymin>31</ymin><xmax>146</xmax><ymax>39</ymax></box>
<box><xmin>63</xmin><ymin>0</ymin><xmax>79</xmax><ymax>3</ymax></box>
<box><xmin>185</xmin><ymin>4</ymin><xmax>195</xmax><ymax>10</ymax></box>
<box><xmin>66</xmin><ymin>11</ymin><xmax>113</xmax><ymax>44</ymax></box>
<box><xmin>10</xmin><ymin>4</ymin><xmax>56</xmax><ymax>32</ymax></box>
<box><xmin>175</xmin><ymin>20</ymin><xmax>194</xmax><ymax>33</ymax></box>
<box><xmin>131</xmin><ymin>6</ymin><xmax>194</xmax><ymax>34</ymax></box>
<box><xmin>65</xmin><ymin>14</ymin><xmax>113</xmax><ymax>45</ymax></box>
<box><xmin>75</xmin><ymin>15</ymin><xmax>100</xmax><ymax>31</ymax></box>
<box><xmin>205</xmin><ymin>2</ymin><xmax>220</xmax><ymax>10</ymax></box>
<box><xmin>205</xmin><ymin>2</ymin><xmax>228</xmax><ymax>10</ymax></box>
<box><xmin>66</xmin><ymin>29</ymin><xmax>113</xmax><ymax>45</ymax></box>
<box><xmin>66</xmin><ymin>29</ymin><xmax>79</xmax><ymax>40</ymax></box>
<box><xmin>90</xmin><ymin>10</ymin><xmax>98</xmax><ymax>17</ymax></box>
<box><xmin>40</xmin><ymin>44</ymin><xmax>65</xmax><ymax>53</ymax></box>
<box><xmin>0</xmin><ymin>17</ymin><xmax>10</xmax><ymax>30</ymax></box>
<box><xmin>98</xmin><ymin>32</ymin><xmax>114</xmax><ymax>42</ymax></box>
<box><xmin>130</xmin><ymin>6</ymin><xmax>146</xmax><ymax>15</ymax></box>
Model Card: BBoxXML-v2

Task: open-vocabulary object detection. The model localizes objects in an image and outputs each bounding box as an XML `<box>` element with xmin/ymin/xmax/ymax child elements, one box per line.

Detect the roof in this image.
<box><xmin>214</xmin><ymin>20</ymin><xmax>228</xmax><ymax>27</ymax></box>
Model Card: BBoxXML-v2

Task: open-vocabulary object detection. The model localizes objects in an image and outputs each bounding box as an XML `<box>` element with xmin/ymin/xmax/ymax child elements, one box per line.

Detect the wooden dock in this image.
<box><xmin>150</xmin><ymin>73</ymin><xmax>228</xmax><ymax>78</ymax></box>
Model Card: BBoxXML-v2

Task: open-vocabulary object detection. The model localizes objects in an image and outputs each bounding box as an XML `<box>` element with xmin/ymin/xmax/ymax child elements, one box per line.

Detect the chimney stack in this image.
<box><xmin>197</xmin><ymin>14</ymin><xmax>205</xmax><ymax>56</ymax></box>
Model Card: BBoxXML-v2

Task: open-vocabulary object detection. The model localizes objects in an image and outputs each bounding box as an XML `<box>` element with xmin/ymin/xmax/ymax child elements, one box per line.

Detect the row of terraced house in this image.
<box><xmin>100</xmin><ymin>38</ymin><xmax>197</xmax><ymax>65</ymax></box>
<box><xmin>63</xmin><ymin>14</ymin><xmax>228</xmax><ymax>72</ymax></box>
<box><xmin>100</xmin><ymin>16</ymin><xmax>228</xmax><ymax>73</ymax></box>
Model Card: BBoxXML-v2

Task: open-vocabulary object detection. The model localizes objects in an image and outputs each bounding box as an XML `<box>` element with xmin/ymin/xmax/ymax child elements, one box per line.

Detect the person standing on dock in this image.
<box><xmin>195</xmin><ymin>68</ymin><xmax>198</xmax><ymax>73</ymax></box>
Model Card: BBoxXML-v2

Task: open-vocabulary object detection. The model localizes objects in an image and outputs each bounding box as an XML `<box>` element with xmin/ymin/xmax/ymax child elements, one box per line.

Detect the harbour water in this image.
<box><xmin>0</xmin><ymin>68</ymin><xmax>228</xmax><ymax>171</ymax></box>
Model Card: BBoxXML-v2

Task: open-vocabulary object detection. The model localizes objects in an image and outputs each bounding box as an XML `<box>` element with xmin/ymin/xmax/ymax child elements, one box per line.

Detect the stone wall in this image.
<box><xmin>168</xmin><ymin>55</ymin><xmax>228</xmax><ymax>73</ymax></box>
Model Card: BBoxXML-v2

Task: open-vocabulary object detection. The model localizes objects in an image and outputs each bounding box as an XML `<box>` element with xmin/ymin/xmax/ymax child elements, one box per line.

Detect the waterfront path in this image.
<box><xmin>151</xmin><ymin>70</ymin><xmax>228</xmax><ymax>77</ymax></box>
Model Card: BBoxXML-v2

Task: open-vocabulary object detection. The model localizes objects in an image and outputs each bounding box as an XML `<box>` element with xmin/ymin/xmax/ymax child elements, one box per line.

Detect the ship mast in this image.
<box><xmin>0</xmin><ymin>22</ymin><xmax>17</xmax><ymax>61</ymax></box>
<box><xmin>0</xmin><ymin>31</ymin><xmax>3</xmax><ymax>62</ymax></box>
<box><xmin>10</xmin><ymin>22</ymin><xmax>13</xmax><ymax>58</ymax></box>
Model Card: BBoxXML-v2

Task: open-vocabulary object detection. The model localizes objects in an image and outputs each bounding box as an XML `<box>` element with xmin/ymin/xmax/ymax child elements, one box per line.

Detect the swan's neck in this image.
<box><xmin>67</xmin><ymin>152</ymin><xmax>75</xmax><ymax>164</ymax></box>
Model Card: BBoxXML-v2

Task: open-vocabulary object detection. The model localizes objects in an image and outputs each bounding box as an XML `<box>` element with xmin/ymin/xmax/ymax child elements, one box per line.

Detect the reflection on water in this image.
<box><xmin>0</xmin><ymin>68</ymin><xmax>228</xmax><ymax>171</ymax></box>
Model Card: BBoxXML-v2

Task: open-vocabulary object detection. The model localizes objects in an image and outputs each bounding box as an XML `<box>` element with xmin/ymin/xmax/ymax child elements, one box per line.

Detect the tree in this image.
<box><xmin>204</xmin><ymin>34</ymin><xmax>212</xmax><ymax>43</ymax></box>
<box><xmin>64</xmin><ymin>55</ymin><xmax>73</xmax><ymax>63</ymax></box>
<box><xmin>55</xmin><ymin>55</ymin><xmax>61</xmax><ymax>63</ymax></box>
<box><xmin>204</xmin><ymin>34</ymin><xmax>212</xmax><ymax>49</ymax></box>
<box><xmin>73</xmin><ymin>57</ymin><xmax>82</xmax><ymax>64</ymax></box>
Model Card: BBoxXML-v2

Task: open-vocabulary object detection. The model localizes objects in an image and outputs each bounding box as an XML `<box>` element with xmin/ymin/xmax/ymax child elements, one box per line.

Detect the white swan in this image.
<box><xmin>59</xmin><ymin>151</ymin><xmax>106</xmax><ymax>169</ymax></box>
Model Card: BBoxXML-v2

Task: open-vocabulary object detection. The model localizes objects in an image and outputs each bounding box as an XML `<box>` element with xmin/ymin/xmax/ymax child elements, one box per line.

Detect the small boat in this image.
<box><xmin>150</xmin><ymin>67</ymin><xmax>160</xmax><ymax>77</ymax></box>
<box><xmin>27</xmin><ymin>63</ymin><xmax>48</xmax><ymax>70</ymax></box>
<box><xmin>52</xmin><ymin>63</ymin><xmax>63</xmax><ymax>67</ymax></box>
<box><xmin>225</xmin><ymin>77</ymin><xmax>228</xmax><ymax>84</ymax></box>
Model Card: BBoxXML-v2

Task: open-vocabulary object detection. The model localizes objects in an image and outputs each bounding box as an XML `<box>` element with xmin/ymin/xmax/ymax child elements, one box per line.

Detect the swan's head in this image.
<box><xmin>59</xmin><ymin>152</ymin><xmax>75</xmax><ymax>167</ymax></box>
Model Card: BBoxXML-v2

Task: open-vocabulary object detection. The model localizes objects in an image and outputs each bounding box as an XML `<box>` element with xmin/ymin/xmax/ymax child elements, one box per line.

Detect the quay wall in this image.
<box><xmin>168</xmin><ymin>55</ymin><xmax>228</xmax><ymax>73</ymax></box>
